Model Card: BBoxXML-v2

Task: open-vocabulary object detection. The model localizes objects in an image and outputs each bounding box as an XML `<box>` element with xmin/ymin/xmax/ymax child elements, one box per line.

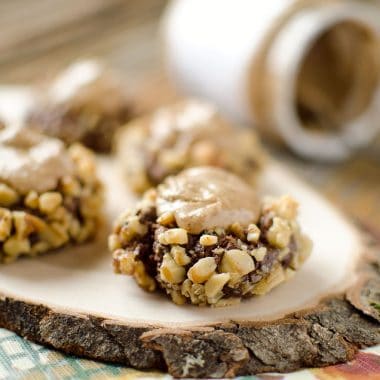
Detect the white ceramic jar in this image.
<box><xmin>162</xmin><ymin>0</ymin><xmax>380</xmax><ymax>161</ymax></box>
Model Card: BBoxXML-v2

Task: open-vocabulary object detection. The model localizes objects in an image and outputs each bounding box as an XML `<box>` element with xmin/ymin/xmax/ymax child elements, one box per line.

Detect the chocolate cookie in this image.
<box><xmin>109</xmin><ymin>167</ymin><xmax>312</xmax><ymax>306</ymax></box>
<box><xmin>116</xmin><ymin>100</ymin><xmax>266</xmax><ymax>193</ymax></box>
<box><xmin>27</xmin><ymin>61</ymin><xmax>132</xmax><ymax>152</ymax></box>
<box><xmin>0</xmin><ymin>126</ymin><xmax>103</xmax><ymax>263</ymax></box>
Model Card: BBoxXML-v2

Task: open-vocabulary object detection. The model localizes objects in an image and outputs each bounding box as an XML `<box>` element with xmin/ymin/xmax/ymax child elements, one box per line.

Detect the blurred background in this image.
<box><xmin>0</xmin><ymin>0</ymin><xmax>379</xmax><ymax>235</ymax></box>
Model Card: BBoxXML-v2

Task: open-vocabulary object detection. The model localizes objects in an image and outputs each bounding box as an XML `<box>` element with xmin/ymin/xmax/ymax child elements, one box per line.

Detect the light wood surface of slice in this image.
<box><xmin>0</xmin><ymin>158</ymin><xmax>363</xmax><ymax>325</ymax></box>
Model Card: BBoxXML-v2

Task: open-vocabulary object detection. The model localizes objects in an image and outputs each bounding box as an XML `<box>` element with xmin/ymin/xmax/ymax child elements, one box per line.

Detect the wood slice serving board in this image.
<box><xmin>0</xmin><ymin>158</ymin><xmax>379</xmax><ymax>378</ymax></box>
<box><xmin>0</xmin><ymin>85</ymin><xmax>379</xmax><ymax>378</ymax></box>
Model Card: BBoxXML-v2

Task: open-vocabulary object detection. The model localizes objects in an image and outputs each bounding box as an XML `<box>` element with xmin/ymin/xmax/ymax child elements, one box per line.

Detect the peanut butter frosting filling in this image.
<box><xmin>150</xmin><ymin>100</ymin><xmax>217</xmax><ymax>144</ymax></box>
<box><xmin>0</xmin><ymin>126</ymin><xmax>74</xmax><ymax>194</ymax></box>
<box><xmin>149</xmin><ymin>100</ymin><xmax>258</xmax><ymax>156</ymax></box>
<box><xmin>156</xmin><ymin>167</ymin><xmax>260</xmax><ymax>234</ymax></box>
<box><xmin>49</xmin><ymin>60</ymin><xmax>129</xmax><ymax>113</ymax></box>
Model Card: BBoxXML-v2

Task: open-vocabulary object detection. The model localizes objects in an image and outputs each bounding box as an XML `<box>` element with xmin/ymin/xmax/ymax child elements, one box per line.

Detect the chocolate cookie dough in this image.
<box><xmin>27</xmin><ymin>61</ymin><xmax>132</xmax><ymax>152</ymax></box>
<box><xmin>109</xmin><ymin>167</ymin><xmax>312</xmax><ymax>306</ymax></box>
<box><xmin>0</xmin><ymin>126</ymin><xmax>103</xmax><ymax>263</ymax></box>
<box><xmin>116</xmin><ymin>100</ymin><xmax>266</xmax><ymax>193</ymax></box>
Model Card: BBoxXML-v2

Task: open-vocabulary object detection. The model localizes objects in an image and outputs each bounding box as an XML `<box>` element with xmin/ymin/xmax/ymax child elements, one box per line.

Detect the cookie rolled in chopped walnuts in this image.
<box><xmin>27</xmin><ymin>61</ymin><xmax>132</xmax><ymax>153</ymax></box>
<box><xmin>0</xmin><ymin>126</ymin><xmax>103</xmax><ymax>263</ymax></box>
<box><xmin>116</xmin><ymin>100</ymin><xmax>266</xmax><ymax>193</ymax></box>
<box><xmin>109</xmin><ymin>167</ymin><xmax>312</xmax><ymax>307</ymax></box>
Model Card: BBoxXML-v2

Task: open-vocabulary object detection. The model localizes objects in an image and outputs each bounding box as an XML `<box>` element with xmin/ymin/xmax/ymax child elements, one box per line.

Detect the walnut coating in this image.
<box><xmin>27</xmin><ymin>61</ymin><xmax>133</xmax><ymax>152</ymax></box>
<box><xmin>110</xmin><ymin>169</ymin><xmax>312</xmax><ymax>306</ymax></box>
<box><xmin>116</xmin><ymin>100</ymin><xmax>266</xmax><ymax>193</ymax></box>
<box><xmin>0</xmin><ymin>144</ymin><xmax>103</xmax><ymax>263</ymax></box>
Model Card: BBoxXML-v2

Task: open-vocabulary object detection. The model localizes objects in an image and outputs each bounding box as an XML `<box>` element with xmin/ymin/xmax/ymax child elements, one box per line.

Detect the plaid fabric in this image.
<box><xmin>1</xmin><ymin>327</ymin><xmax>379</xmax><ymax>380</ymax></box>
<box><xmin>0</xmin><ymin>328</ymin><xmax>166</xmax><ymax>380</ymax></box>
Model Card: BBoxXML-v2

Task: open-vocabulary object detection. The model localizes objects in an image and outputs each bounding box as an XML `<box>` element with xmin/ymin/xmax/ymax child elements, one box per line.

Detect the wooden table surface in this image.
<box><xmin>0</xmin><ymin>0</ymin><xmax>379</xmax><ymax>236</ymax></box>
